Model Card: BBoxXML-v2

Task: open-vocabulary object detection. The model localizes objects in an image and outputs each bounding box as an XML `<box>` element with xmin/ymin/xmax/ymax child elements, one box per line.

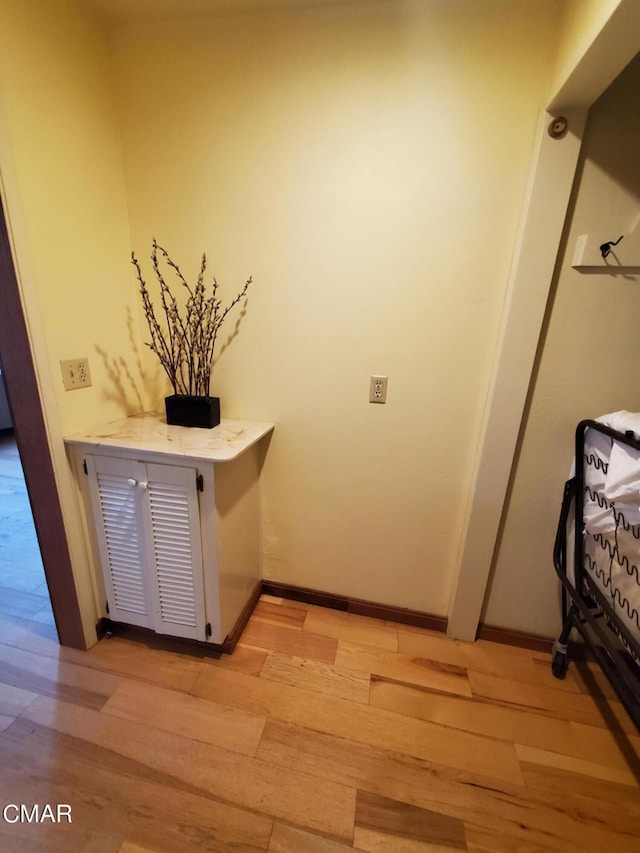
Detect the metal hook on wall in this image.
<box><xmin>599</xmin><ymin>236</ymin><xmax>624</xmax><ymax>259</ymax></box>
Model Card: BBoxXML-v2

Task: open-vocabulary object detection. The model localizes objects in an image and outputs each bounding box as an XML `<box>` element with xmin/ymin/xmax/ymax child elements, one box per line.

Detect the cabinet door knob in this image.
<box><xmin>127</xmin><ymin>478</ymin><xmax>137</xmax><ymax>487</ymax></box>
<box><xmin>138</xmin><ymin>481</ymin><xmax>149</xmax><ymax>490</ymax></box>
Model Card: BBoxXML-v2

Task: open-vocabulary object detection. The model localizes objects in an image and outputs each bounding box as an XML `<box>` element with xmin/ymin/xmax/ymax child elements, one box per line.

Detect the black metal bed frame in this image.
<box><xmin>552</xmin><ymin>419</ymin><xmax>640</xmax><ymax>730</ymax></box>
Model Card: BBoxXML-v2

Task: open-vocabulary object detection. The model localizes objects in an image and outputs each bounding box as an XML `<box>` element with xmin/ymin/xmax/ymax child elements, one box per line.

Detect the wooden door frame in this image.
<box><xmin>447</xmin><ymin>1</ymin><xmax>640</xmax><ymax>640</ymax></box>
<box><xmin>0</xmin><ymin>197</ymin><xmax>85</xmax><ymax>648</ymax></box>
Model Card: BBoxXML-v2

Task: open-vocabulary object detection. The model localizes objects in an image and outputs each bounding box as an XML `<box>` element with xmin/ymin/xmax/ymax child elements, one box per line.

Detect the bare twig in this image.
<box><xmin>132</xmin><ymin>242</ymin><xmax>252</xmax><ymax>397</ymax></box>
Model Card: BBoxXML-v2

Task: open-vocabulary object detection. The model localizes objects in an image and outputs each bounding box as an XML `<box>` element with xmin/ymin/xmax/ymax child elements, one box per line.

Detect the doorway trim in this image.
<box><xmin>447</xmin><ymin>0</ymin><xmax>640</xmax><ymax>640</ymax></box>
<box><xmin>0</xmin><ymin>197</ymin><xmax>85</xmax><ymax>649</ymax></box>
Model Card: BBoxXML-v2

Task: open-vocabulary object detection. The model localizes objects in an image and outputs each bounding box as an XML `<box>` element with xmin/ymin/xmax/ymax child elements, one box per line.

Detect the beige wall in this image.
<box><xmin>0</xmin><ymin>0</ymin><xmax>142</xmax><ymax>435</ymax></box>
<box><xmin>550</xmin><ymin>0</ymin><xmax>622</xmax><ymax>100</ymax></box>
<box><xmin>10</xmin><ymin>0</ymin><xmax>625</xmax><ymax>637</ymax></box>
<box><xmin>113</xmin><ymin>0</ymin><xmax>562</xmax><ymax>612</ymax></box>
<box><xmin>0</xmin><ymin>0</ymin><xmax>146</xmax><ymax>643</ymax></box>
<box><xmin>484</xmin><ymin>53</ymin><xmax>640</xmax><ymax>637</ymax></box>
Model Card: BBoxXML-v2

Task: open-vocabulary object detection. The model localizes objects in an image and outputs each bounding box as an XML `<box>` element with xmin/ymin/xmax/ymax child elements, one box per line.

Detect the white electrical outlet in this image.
<box><xmin>60</xmin><ymin>358</ymin><xmax>92</xmax><ymax>390</ymax></box>
<box><xmin>369</xmin><ymin>375</ymin><xmax>388</xmax><ymax>404</ymax></box>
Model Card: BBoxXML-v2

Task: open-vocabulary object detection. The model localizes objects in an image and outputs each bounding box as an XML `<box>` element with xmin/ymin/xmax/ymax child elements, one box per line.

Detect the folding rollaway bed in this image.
<box><xmin>553</xmin><ymin>416</ymin><xmax>640</xmax><ymax>729</ymax></box>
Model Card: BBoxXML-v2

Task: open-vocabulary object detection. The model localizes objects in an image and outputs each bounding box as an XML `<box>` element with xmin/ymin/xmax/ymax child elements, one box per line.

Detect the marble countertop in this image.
<box><xmin>64</xmin><ymin>413</ymin><xmax>275</xmax><ymax>463</ymax></box>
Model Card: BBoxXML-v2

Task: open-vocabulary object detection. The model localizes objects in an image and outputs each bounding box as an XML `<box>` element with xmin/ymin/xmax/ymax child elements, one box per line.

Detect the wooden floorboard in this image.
<box><xmin>1</xmin><ymin>436</ymin><xmax>638</xmax><ymax>848</ymax></box>
<box><xmin>0</xmin><ymin>468</ymin><xmax>638</xmax><ymax>853</ymax></box>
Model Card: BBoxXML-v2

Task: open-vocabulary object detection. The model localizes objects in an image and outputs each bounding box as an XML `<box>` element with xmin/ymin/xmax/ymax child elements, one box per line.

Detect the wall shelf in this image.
<box><xmin>572</xmin><ymin>220</ymin><xmax>640</xmax><ymax>273</ymax></box>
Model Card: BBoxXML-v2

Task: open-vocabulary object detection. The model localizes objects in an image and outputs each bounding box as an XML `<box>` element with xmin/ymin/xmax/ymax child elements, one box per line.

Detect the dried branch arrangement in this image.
<box><xmin>132</xmin><ymin>240</ymin><xmax>252</xmax><ymax>397</ymax></box>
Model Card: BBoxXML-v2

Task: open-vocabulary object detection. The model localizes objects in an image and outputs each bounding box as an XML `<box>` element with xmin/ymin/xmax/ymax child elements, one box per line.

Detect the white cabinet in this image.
<box><xmin>65</xmin><ymin>415</ymin><xmax>274</xmax><ymax>649</ymax></box>
<box><xmin>86</xmin><ymin>454</ymin><xmax>207</xmax><ymax>641</ymax></box>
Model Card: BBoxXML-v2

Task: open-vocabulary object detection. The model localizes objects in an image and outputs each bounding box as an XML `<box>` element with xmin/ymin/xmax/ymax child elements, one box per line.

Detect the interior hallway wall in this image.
<box><xmin>113</xmin><ymin>0</ymin><xmax>563</xmax><ymax>613</ymax></box>
<box><xmin>0</xmin><ymin>0</ymin><xmax>143</xmax><ymax>436</ymax></box>
<box><xmin>550</xmin><ymin>0</ymin><xmax>623</xmax><ymax>99</ymax></box>
<box><xmin>484</xmin><ymin>52</ymin><xmax>640</xmax><ymax>637</ymax></box>
<box><xmin>0</xmin><ymin>0</ymin><xmax>147</xmax><ymax>642</ymax></box>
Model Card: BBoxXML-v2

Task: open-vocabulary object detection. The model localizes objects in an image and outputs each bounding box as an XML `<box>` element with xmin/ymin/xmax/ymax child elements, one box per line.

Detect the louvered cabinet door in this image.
<box><xmin>85</xmin><ymin>455</ymin><xmax>155</xmax><ymax>629</ymax></box>
<box><xmin>141</xmin><ymin>462</ymin><xmax>207</xmax><ymax>641</ymax></box>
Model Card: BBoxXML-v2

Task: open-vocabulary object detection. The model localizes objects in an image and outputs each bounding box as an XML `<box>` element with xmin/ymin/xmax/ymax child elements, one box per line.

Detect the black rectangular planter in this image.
<box><xmin>165</xmin><ymin>395</ymin><xmax>221</xmax><ymax>429</ymax></box>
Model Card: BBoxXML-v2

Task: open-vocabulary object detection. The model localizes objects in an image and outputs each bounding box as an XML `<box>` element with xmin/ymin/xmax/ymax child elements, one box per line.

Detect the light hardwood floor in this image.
<box><xmin>0</xmin><ymin>434</ymin><xmax>55</xmax><ymax>633</ymax></box>
<box><xmin>0</xmin><ymin>594</ymin><xmax>637</xmax><ymax>851</ymax></box>
<box><xmin>0</xmin><ymin>433</ymin><xmax>639</xmax><ymax>851</ymax></box>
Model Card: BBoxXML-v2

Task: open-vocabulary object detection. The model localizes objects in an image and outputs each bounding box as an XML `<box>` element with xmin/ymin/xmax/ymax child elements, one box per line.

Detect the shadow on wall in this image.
<box><xmin>94</xmin><ymin>306</ymin><xmax>158</xmax><ymax>416</ymax></box>
<box><xmin>94</xmin><ymin>299</ymin><xmax>254</xmax><ymax>418</ymax></box>
<box><xmin>586</xmin><ymin>51</ymin><xmax>640</xmax><ymax>203</ymax></box>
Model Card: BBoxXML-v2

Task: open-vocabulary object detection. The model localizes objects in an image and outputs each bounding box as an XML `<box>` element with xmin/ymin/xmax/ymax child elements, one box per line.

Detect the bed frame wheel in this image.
<box><xmin>551</xmin><ymin>640</ymin><xmax>569</xmax><ymax>680</ymax></box>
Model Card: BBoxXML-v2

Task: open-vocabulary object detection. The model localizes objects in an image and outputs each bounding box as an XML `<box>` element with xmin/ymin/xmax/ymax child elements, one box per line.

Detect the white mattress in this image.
<box><xmin>580</xmin><ymin>413</ymin><xmax>640</xmax><ymax>656</ymax></box>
